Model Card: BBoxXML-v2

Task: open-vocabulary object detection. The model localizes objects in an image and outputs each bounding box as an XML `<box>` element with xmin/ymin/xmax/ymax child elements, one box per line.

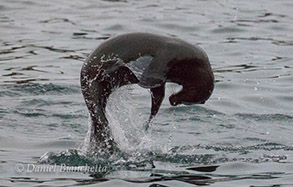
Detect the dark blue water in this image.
<box><xmin>1</xmin><ymin>0</ymin><xmax>293</xmax><ymax>186</ymax></box>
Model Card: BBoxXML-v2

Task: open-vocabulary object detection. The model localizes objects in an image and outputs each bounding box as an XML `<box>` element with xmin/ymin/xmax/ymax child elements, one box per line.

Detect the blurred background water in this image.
<box><xmin>0</xmin><ymin>0</ymin><xmax>293</xmax><ymax>186</ymax></box>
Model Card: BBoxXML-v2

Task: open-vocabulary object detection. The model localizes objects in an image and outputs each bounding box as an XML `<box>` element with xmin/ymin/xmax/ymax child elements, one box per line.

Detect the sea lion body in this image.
<box><xmin>80</xmin><ymin>33</ymin><xmax>214</xmax><ymax>152</ymax></box>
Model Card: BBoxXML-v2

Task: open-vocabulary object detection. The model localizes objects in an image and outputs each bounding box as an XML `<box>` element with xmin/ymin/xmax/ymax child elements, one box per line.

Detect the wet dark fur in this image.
<box><xmin>80</xmin><ymin>33</ymin><xmax>214</xmax><ymax>153</ymax></box>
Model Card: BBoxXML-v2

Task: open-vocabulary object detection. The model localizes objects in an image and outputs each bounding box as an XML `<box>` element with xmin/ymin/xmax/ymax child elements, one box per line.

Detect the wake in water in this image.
<box><xmin>38</xmin><ymin>87</ymin><xmax>160</xmax><ymax>179</ymax></box>
<box><xmin>38</xmin><ymin>84</ymin><xmax>291</xmax><ymax>183</ymax></box>
<box><xmin>38</xmin><ymin>80</ymin><xmax>195</xmax><ymax>180</ymax></box>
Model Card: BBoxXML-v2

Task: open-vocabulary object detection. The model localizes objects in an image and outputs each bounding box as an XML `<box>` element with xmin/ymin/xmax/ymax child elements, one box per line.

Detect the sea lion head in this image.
<box><xmin>167</xmin><ymin>59</ymin><xmax>214</xmax><ymax>106</ymax></box>
<box><xmin>169</xmin><ymin>86</ymin><xmax>210</xmax><ymax>106</ymax></box>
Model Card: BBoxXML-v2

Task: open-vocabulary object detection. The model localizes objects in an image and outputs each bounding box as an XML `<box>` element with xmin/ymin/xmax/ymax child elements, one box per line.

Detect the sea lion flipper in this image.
<box><xmin>138</xmin><ymin>45</ymin><xmax>173</xmax><ymax>89</ymax></box>
<box><xmin>139</xmin><ymin>65</ymin><xmax>166</xmax><ymax>88</ymax></box>
<box><xmin>145</xmin><ymin>84</ymin><xmax>165</xmax><ymax>129</ymax></box>
<box><xmin>139</xmin><ymin>53</ymin><xmax>170</xmax><ymax>88</ymax></box>
<box><xmin>150</xmin><ymin>83</ymin><xmax>165</xmax><ymax>117</ymax></box>
<box><xmin>144</xmin><ymin>83</ymin><xmax>165</xmax><ymax>130</ymax></box>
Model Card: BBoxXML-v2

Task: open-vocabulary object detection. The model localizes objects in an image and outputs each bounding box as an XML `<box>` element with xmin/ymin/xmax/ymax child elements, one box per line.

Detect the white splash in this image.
<box><xmin>79</xmin><ymin>116</ymin><xmax>98</xmax><ymax>155</ymax></box>
<box><xmin>106</xmin><ymin>84</ymin><xmax>154</xmax><ymax>153</ymax></box>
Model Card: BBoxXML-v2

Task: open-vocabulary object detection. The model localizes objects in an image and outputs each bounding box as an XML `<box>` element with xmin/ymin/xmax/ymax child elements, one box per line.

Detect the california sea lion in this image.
<box><xmin>81</xmin><ymin>33</ymin><xmax>214</xmax><ymax>152</ymax></box>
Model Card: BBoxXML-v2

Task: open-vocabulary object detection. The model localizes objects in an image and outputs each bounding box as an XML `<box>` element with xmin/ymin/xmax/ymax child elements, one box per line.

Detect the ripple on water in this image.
<box><xmin>0</xmin><ymin>83</ymin><xmax>80</xmax><ymax>97</ymax></box>
<box><xmin>212</xmin><ymin>26</ymin><xmax>246</xmax><ymax>33</ymax></box>
<box><xmin>235</xmin><ymin>113</ymin><xmax>293</xmax><ymax>122</ymax></box>
<box><xmin>36</xmin><ymin>142</ymin><xmax>292</xmax><ymax>185</ymax></box>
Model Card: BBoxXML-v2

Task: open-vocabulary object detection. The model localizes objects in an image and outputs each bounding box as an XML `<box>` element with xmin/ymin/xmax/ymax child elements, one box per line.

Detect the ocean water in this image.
<box><xmin>1</xmin><ymin>0</ymin><xmax>293</xmax><ymax>186</ymax></box>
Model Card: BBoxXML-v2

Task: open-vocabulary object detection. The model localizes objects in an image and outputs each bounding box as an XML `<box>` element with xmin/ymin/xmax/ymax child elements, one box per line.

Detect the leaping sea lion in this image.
<box><xmin>80</xmin><ymin>33</ymin><xmax>214</xmax><ymax>153</ymax></box>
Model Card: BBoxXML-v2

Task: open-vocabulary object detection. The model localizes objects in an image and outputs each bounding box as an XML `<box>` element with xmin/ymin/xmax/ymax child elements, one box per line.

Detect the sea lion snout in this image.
<box><xmin>169</xmin><ymin>94</ymin><xmax>181</xmax><ymax>106</ymax></box>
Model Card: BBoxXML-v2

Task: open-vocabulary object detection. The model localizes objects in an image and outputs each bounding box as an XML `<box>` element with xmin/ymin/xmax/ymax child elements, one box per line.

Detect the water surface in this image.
<box><xmin>0</xmin><ymin>0</ymin><xmax>293</xmax><ymax>186</ymax></box>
